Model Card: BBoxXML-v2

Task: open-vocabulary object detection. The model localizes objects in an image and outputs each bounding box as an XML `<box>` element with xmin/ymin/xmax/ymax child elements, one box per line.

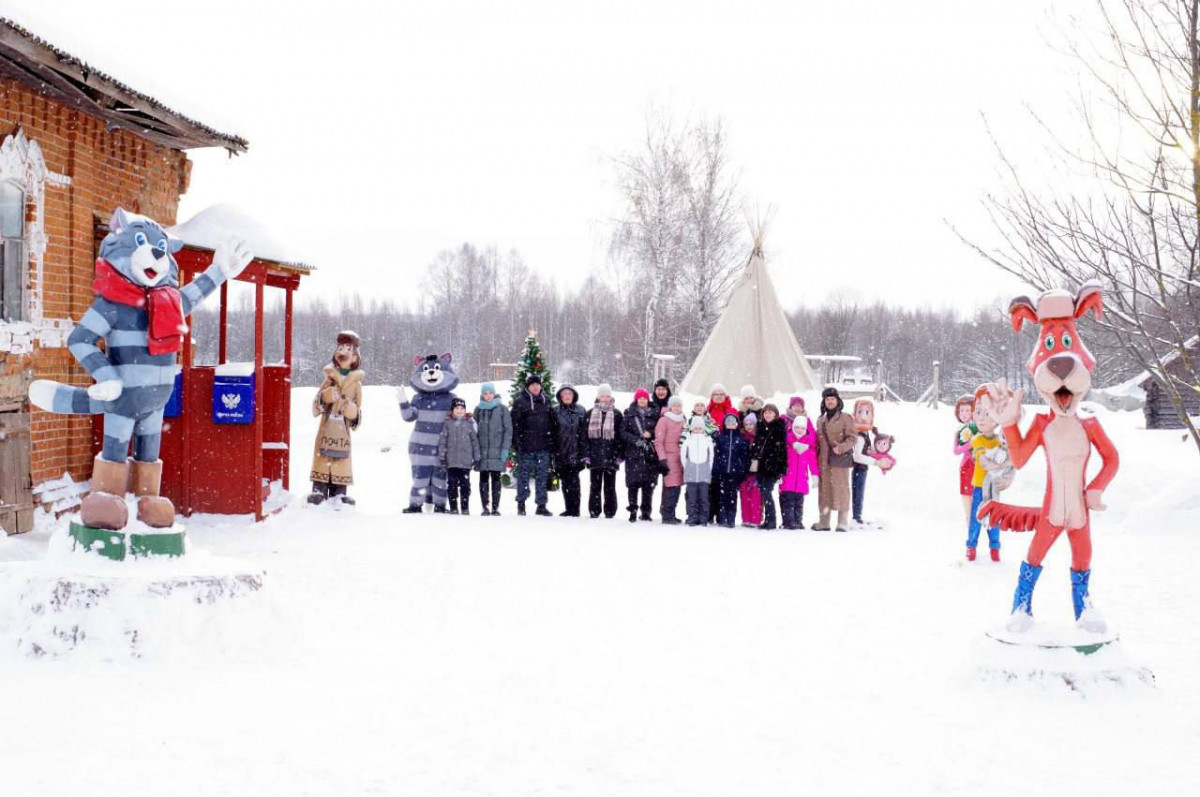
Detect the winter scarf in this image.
<box><xmin>663</xmin><ymin>410</ymin><xmax>685</xmax><ymax>424</ymax></box>
<box><xmin>477</xmin><ymin>396</ymin><xmax>502</xmax><ymax>411</ymax></box>
<box><xmin>589</xmin><ymin>398</ymin><xmax>617</xmax><ymax>439</ymax></box>
<box><xmin>93</xmin><ymin>258</ymin><xmax>185</xmax><ymax>355</ymax></box>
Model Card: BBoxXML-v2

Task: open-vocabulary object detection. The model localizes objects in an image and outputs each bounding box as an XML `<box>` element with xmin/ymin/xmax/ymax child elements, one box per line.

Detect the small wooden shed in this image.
<box><xmin>1140</xmin><ymin>337</ymin><xmax>1200</xmax><ymax>430</ymax></box>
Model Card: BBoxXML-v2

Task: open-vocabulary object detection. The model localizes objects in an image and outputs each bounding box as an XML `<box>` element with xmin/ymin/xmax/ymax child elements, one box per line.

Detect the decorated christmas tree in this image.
<box><xmin>502</xmin><ymin>331</ymin><xmax>558</xmax><ymax>490</ymax></box>
<box><xmin>509</xmin><ymin>330</ymin><xmax>556</xmax><ymax>403</ymax></box>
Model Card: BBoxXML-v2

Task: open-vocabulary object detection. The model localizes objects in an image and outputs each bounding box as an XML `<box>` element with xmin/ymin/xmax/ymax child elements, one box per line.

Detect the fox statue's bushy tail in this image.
<box><xmin>28</xmin><ymin>381</ymin><xmax>107</xmax><ymax>415</ymax></box>
<box><xmin>977</xmin><ymin>500</ymin><xmax>1039</xmax><ymax>533</ymax></box>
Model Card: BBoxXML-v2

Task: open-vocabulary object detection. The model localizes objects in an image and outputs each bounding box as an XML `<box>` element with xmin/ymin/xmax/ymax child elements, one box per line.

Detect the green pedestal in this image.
<box><xmin>69</xmin><ymin>521</ymin><xmax>186</xmax><ymax>561</ymax></box>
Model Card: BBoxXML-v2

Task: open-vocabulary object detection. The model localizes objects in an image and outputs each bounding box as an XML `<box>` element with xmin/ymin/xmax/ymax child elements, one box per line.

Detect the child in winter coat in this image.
<box><xmin>438</xmin><ymin>397</ymin><xmax>481</xmax><ymax>515</ymax></box>
<box><xmin>739</xmin><ymin>413</ymin><xmax>763</xmax><ymax>527</ymax></box>
<box><xmin>750</xmin><ymin>403</ymin><xmax>788</xmax><ymax>530</ymax></box>
<box><xmin>584</xmin><ymin>383</ymin><xmax>624</xmax><ymax>519</ymax></box>
<box><xmin>654</xmin><ymin>395</ymin><xmax>686</xmax><ymax>525</ymax></box>
<box><xmin>714</xmin><ymin>412</ymin><xmax>751</xmax><ymax>528</ymax></box>
<box><xmin>621</xmin><ymin>388</ymin><xmax>660</xmax><ymax>523</ymax></box>
<box><xmin>683</xmin><ymin>415</ymin><xmax>715</xmax><ymax>526</ymax></box>
<box><xmin>475</xmin><ymin>382</ymin><xmax>512</xmax><ymax>516</ymax></box>
<box><xmin>781</xmin><ymin>411</ymin><xmax>819</xmax><ymax>529</ymax></box>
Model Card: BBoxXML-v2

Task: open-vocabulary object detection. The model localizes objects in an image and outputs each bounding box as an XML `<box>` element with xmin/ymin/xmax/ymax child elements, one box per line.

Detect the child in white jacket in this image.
<box><xmin>683</xmin><ymin>415</ymin><xmax>715</xmax><ymax>526</ymax></box>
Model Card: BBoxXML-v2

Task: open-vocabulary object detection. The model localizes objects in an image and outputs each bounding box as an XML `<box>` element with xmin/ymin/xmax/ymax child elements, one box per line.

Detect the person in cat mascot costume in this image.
<box><xmin>397</xmin><ymin>353</ymin><xmax>460</xmax><ymax>512</ymax></box>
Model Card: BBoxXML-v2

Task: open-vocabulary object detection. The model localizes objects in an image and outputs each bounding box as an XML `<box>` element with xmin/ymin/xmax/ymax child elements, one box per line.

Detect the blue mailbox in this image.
<box><xmin>212</xmin><ymin>363</ymin><xmax>255</xmax><ymax>425</ymax></box>
<box><xmin>164</xmin><ymin>371</ymin><xmax>183</xmax><ymax>418</ymax></box>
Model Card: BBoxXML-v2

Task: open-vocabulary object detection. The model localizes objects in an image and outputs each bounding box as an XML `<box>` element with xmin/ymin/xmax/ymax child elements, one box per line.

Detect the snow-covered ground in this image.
<box><xmin>2</xmin><ymin>384</ymin><xmax>1198</xmax><ymax>796</ymax></box>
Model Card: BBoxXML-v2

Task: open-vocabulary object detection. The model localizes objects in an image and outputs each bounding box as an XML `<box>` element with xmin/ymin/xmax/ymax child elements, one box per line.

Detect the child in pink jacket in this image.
<box><xmin>780</xmin><ymin>404</ymin><xmax>819</xmax><ymax>529</ymax></box>
<box><xmin>739</xmin><ymin>413</ymin><xmax>762</xmax><ymax>527</ymax></box>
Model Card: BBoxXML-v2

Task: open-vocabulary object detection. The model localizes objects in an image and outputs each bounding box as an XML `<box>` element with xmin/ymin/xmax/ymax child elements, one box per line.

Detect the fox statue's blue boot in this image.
<box><xmin>1007</xmin><ymin>560</ymin><xmax>1042</xmax><ymax>632</ymax></box>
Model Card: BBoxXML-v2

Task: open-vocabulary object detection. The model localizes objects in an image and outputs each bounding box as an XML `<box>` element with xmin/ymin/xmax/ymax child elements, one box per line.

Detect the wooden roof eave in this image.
<box><xmin>0</xmin><ymin>23</ymin><xmax>247</xmax><ymax>153</ymax></box>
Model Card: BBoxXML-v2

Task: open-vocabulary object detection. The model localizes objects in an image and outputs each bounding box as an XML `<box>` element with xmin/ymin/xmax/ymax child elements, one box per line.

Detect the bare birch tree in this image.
<box><xmin>957</xmin><ymin>0</ymin><xmax>1200</xmax><ymax>454</ymax></box>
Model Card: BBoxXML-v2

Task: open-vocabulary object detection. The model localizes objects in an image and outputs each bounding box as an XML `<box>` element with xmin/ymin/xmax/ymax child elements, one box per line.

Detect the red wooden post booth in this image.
<box><xmin>163</xmin><ymin>246</ymin><xmax>310</xmax><ymax>521</ymax></box>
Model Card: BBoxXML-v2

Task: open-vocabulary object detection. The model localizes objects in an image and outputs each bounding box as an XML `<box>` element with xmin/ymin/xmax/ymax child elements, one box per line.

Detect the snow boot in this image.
<box><xmin>461</xmin><ymin>496</ymin><xmax>470</xmax><ymax>516</ymax></box>
<box><xmin>629</xmin><ymin>508</ymin><xmax>638</xmax><ymax>523</ymax></box>
<box><xmin>1008</xmin><ymin>560</ymin><xmax>1043</xmax><ymax>631</ymax></box>
<box><xmin>834</xmin><ymin>512</ymin><xmax>850</xmax><ymax>532</ymax></box>
<box><xmin>517</xmin><ymin>502</ymin><xmax>526</xmax><ymax>516</ymax></box>
<box><xmin>434</xmin><ymin>504</ymin><xmax>448</xmax><ymax>514</ymax></box>
<box><xmin>307</xmin><ymin>481</ymin><xmax>329</xmax><ymax>505</ymax></box>
<box><xmin>966</xmin><ymin>547</ymin><xmax>977</xmax><ymax>562</ymax></box>
<box><xmin>536</xmin><ymin>504</ymin><xmax>552</xmax><ymax>517</ymax></box>
<box><xmin>812</xmin><ymin>512</ymin><xmax>831</xmax><ymax>531</ymax></box>
<box><xmin>402</xmin><ymin>504</ymin><xmax>423</xmax><ymax>514</ymax></box>
<box><xmin>990</xmin><ymin>548</ymin><xmax>1000</xmax><ymax>563</ymax></box>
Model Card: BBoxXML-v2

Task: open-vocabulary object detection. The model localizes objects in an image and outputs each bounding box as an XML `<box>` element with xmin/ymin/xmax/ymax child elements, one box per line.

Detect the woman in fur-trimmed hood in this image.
<box><xmin>309</xmin><ymin>331</ymin><xmax>364</xmax><ymax>506</ymax></box>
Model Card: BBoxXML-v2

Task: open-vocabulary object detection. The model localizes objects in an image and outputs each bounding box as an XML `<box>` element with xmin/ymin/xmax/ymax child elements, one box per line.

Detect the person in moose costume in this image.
<box><xmin>978</xmin><ymin>281</ymin><xmax>1119</xmax><ymax>634</ymax></box>
<box><xmin>309</xmin><ymin>331</ymin><xmax>365</xmax><ymax>506</ymax></box>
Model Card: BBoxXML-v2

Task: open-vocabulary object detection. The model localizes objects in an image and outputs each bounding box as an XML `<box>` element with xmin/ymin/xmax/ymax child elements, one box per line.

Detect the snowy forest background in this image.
<box><xmin>194</xmin><ymin>109</ymin><xmax>1167</xmax><ymax>403</ymax></box>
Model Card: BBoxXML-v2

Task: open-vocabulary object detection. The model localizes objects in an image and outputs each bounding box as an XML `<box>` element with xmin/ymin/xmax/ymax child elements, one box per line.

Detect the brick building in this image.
<box><xmin>0</xmin><ymin>19</ymin><xmax>246</xmax><ymax>533</ymax></box>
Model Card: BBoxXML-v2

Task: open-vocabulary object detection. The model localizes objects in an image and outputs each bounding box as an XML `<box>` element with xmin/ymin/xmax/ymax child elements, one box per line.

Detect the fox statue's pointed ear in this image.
<box><xmin>1009</xmin><ymin>296</ymin><xmax>1038</xmax><ymax>332</ymax></box>
<box><xmin>1074</xmin><ymin>281</ymin><xmax>1104</xmax><ymax>320</ymax></box>
<box><xmin>109</xmin><ymin>207</ymin><xmax>131</xmax><ymax>232</ymax></box>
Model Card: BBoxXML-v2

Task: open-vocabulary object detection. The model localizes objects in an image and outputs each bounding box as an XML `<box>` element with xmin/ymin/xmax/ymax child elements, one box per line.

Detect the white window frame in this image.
<box><xmin>0</xmin><ymin>130</ymin><xmax>72</xmax><ymax>354</ymax></box>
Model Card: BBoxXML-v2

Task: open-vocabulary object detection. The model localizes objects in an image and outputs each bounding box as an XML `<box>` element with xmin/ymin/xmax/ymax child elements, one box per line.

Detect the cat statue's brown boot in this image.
<box><xmin>131</xmin><ymin>459</ymin><xmax>175</xmax><ymax>528</ymax></box>
<box><xmin>80</xmin><ymin>455</ymin><xmax>129</xmax><ymax>530</ymax></box>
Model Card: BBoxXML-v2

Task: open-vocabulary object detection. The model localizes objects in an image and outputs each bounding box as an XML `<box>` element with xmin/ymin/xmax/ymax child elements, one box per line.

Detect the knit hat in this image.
<box><xmin>480</xmin><ymin>382</ymin><xmax>497</xmax><ymax>396</ymax></box>
<box><xmin>668</xmin><ymin>395</ymin><xmax>684</xmax><ymax>409</ymax></box>
<box><xmin>789</xmin><ymin>396</ymin><xmax>805</xmax><ymax>411</ymax></box>
<box><xmin>740</xmin><ymin>384</ymin><xmax>756</xmax><ymax>399</ymax></box>
<box><xmin>451</xmin><ymin>397</ymin><xmax>466</xmax><ymax>410</ymax></box>
<box><xmin>526</xmin><ymin>373</ymin><xmax>542</xmax><ymax>386</ymax></box>
<box><xmin>689</xmin><ymin>415</ymin><xmax>707</xmax><ymax>431</ymax></box>
<box><xmin>743</xmin><ymin>412</ymin><xmax>758</xmax><ymax>428</ymax></box>
<box><xmin>633</xmin><ymin>388</ymin><xmax>650</xmax><ymax>403</ymax></box>
<box><xmin>596</xmin><ymin>383</ymin><xmax>613</xmax><ymax>398</ymax></box>
<box><xmin>723</xmin><ymin>412</ymin><xmax>741</xmax><ymax>429</ymax></box>
<box><xmin>710</xmin><ymin>383</ymin><xmax>727</xmax><ymax>397</ymax></box>
<box><xmin>653</xmin><ymin>378</ymin><xmax>671</xmax><ymax>394</ymax></box>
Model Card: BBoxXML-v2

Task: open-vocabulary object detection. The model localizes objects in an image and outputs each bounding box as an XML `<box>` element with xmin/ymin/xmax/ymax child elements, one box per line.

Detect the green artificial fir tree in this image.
<box><xmin>509</xmin><ymin>331</ymin><xmax>556</xmax><ymax>403</ymax></box>
<box><xmin>503</xmin><ymin>331</ymin><xmax>559</xmax><ymax>490</ymax></box>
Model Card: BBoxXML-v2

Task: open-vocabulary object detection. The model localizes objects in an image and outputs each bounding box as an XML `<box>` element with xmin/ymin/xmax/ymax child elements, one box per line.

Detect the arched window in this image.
<box><xmin>0</xmin><ymin>180</ymin><xmax>24</xmax><ymax>322</ymax></box>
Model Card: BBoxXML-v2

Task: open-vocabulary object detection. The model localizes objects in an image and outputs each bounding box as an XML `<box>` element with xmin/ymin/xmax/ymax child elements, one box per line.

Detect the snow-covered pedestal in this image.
<box><xmin>2</xmin><ymin>515</ymin><xmax>265</xmax><ymax>658</ymax></box>
<box><xmin>975</xmin><ymin>622</ymin><xmax>1155</xmax><ymax>693</ymax></box>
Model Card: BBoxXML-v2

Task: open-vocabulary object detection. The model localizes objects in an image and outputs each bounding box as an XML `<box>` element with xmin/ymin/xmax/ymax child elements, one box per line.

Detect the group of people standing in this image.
<box><xmin>442</xmin><ymin>375</ymin><xmax>889</xmax><ymax>532</ymax></box>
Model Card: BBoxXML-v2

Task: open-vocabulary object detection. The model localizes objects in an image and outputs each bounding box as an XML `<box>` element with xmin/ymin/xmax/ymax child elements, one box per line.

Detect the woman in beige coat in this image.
<box><xmin>815</xmin><ymin>387</ymin><xmax>857</xmax><ymax>531</ymax></box>
<box><xmin>309</xmin><ymin>331</ymin><xmax>364</xmax><ymax>506</ymax></box>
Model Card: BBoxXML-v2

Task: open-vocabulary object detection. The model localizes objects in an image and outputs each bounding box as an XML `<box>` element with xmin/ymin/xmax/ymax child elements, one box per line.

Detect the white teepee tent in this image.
<box><xmin>680</xmin><ymin>212</ymin><xmax>818</xmax><ymax>398</ymax></box>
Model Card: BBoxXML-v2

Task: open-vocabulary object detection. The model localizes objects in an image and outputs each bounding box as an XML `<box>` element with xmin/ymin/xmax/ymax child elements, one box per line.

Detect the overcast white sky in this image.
<box><xmin>7</xmin><ymin>0</ymin><xmax>1084</xmax><ymax>311</ymax></box>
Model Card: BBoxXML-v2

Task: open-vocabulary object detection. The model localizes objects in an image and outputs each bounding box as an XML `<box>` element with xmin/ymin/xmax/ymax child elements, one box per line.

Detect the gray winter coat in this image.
<box><xmin>438</xmin><ymin>416</ymin><xmax>481</xmax><ymax>470</ymax></box>
<box><xmin>474</xmin><ymin>403</ymin><xmax>512</xmax><ymax>472</ymax></box>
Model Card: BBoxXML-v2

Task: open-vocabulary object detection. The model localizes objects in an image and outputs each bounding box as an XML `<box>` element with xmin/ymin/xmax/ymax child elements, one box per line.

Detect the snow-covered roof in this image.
<box><xmin>168</xmin><ymin>204</ymin><xmax>316</xmax><ymax>273</ymax></box>
<box><xmin>1136</xmin><ymin>335</ymin><xmax>1199</xmax><ymax>387</ymax></box>
<box><xmin>0</xmin><ymin>17</ymin><xmax>247</xmax><ymax>153</ymax></box>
